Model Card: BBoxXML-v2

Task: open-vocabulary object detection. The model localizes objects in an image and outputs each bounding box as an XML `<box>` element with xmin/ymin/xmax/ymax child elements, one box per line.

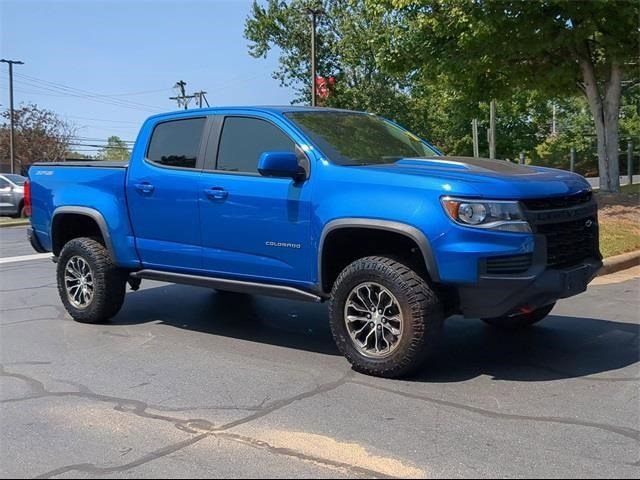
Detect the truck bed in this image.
<box><xmin>28</xmin><ymin>162</ymin><xmax>139</xmax><ymax>267</ymax></box>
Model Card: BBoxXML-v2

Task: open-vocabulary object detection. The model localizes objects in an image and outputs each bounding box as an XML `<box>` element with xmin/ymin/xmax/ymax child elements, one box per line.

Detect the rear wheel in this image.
<box><xmin>57</xmin><ymin>237</ymin><xmax>127</xmax><ymax>323</ymax></box>
<box><xmin>329</xmin><ymin>256</ymin><xmax>443</xmax><ymax>378</ymax></box>
<box><xmin>481</xmin><ymin>303</ymin><xmax>555</xmax><ymax>330</ymax></box>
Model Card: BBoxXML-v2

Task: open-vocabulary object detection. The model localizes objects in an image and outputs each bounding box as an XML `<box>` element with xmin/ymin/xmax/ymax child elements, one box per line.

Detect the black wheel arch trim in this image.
<box><xmin>51</xmin><ymin>206</ymin><xmax>117</xmax><ymax>262</ymax></box>
<box><xmin>318</xmin><ymin>218</ymin><xmax>440</xmax><ymax>293</ymax></box>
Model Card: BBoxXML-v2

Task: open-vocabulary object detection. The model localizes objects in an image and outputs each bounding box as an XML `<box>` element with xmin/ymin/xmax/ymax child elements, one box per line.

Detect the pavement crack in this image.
<box><xmin>10</xmin><ymin>367</ymin><xmax>359</xmax><ymax>479</ymax></box>
<box><xmin>2</xmin><ymin>366</ymin><xmax>352</xmax><ymax>434</ymax></box>
<box><xmin>213</xmin><ymin>371</ymin><xmax>354</xmax><ymax>432</ymax></box>
<box><xmin>34</xmin><ymin>433</ymin><xmax>209</xmax><ymax>479</ymax></box>
<box><xmin>350</xmin><ymin>379</ymin><xmax>640</xmax><ymax>443</ymax></box>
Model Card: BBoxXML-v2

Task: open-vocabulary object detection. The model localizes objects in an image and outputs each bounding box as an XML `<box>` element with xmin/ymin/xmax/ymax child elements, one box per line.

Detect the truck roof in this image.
<box><xmin>146</xmin><ymin>105</ymin><xmax>361</xmax><ymax>121</ymax></box>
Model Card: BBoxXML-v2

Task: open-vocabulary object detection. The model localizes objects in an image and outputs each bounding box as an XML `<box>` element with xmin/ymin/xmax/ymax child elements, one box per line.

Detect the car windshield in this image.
<box><xmin>284</xmin><ymin>111</ymin><xmax>438</xmax><ymax>166</ymax></box>
<box><xmin>4</xmin><ymin>174</ymin><xmax>26</xmax><ymax>186</ymax></box>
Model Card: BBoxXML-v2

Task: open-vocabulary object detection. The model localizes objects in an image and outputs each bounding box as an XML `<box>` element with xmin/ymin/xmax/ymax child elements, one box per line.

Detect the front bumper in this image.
<box><xmin>457</xmin><ymin>257</ymin><xmax>602</xmax><ymax>318</ymax></box>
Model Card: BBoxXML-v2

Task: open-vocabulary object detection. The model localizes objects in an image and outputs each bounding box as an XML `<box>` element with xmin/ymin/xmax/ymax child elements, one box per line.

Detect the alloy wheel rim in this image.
<box><xmin>343</xmin><ymin>282</ymin><xmax>404</xmax><ymax>358</ymax></box>
<box><xmin>65</xmin><ymin>256</ymin><xmax>94</xmax><ymax>309</ymax></box>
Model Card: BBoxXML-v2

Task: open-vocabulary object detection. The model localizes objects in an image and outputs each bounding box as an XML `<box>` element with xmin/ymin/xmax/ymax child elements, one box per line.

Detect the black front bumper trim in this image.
<box><xmin>458</xmin><ymin>258</ymin><xmax>602</xmax><ymax>319</ymax></box>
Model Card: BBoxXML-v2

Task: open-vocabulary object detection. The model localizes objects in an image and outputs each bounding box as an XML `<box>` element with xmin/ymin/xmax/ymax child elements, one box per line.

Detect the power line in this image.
<box><xmin>13</xmin><ymin>73</ymin><xmax>166</xmax><ymax>112</ymax></box>
<box><xmin>62</xmin><ymin>115</ymin><xmax>139</xmax><ymax>124</ymax></box>
<box><xmin>14</xmin><ymin>73</ymin><xmax>166</xmax><ymax>109</ymax></box>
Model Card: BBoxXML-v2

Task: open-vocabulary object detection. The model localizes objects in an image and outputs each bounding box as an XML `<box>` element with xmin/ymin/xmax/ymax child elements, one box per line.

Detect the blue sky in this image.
<box><xmin>0</xmin><ymin>0</ymin><xmax>295</xmax><ymax>153</ymax></box>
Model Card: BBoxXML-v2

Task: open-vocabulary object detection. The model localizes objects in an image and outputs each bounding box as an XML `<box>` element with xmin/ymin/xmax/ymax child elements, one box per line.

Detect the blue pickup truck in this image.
<box><xmin>26</xmin><ymin>106</ymin><xmax>602</xmax><ymax>377</ymax></box>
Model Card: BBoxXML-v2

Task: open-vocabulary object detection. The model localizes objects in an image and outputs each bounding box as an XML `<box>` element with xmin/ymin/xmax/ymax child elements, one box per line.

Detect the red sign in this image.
<box><xmin>315</xmin><ymin>76</ymin><xmax>335</xmax><ymax>99</ymax></box>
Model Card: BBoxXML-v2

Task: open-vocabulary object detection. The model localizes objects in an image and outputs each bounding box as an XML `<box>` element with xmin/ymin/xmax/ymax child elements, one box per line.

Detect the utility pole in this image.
<box><xmin>1</xmin><ymin>59</ymin><xmax>24</xmax><ymax>174</ymax></box>
<box><xmin>552</xmin><ymin>103</ymin><xmax>557</xmax><ymax>135</ymax></box>
<box><xmin>304</xmin><ymin>6</ymin><xmax>323</xmax><ymax>107</ymax></box>
<box><xmin>628</xmin><ymin>141</ymin><xmax>634</xmax><ymax>186</ymax></box>
<box><xmin>471</xmin><ymin>119</ymin><xmax>479</xmax><ymax>158</ymax></box>
<box><xmin>193</xmin><ymin>91</ymin><xmax>209</xmax><ymax>108</ymax></box>
<box><xmin>570</xmin><ymin>147</ymin><xmax>575</xmax><ymax>172</ymax></box>
<box><xmin>489</xmin><ymin>99</ymin><xmax>496</xmax><ymax>160</ymax></box>
<box><xmin>169</xmin><ymin>80</ymin><xmax>195</xmax><ymax>110</ymax></box>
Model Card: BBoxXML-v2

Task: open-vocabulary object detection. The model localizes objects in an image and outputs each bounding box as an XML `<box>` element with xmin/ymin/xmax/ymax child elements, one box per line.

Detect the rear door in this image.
<box><xmin>126</xmin><ymin>116</ymin><xmax>207</xmax><ymax>271</ymax></box>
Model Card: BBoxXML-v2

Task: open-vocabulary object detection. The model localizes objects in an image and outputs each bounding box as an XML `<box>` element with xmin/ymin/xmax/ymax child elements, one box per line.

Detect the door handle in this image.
<box><xmin>135</xmin><ymin>182</ymin><xmax>155</xmax><ymax>194</ymax></box>
<box><xmin>204</xmin><ymin>187</ymin><xmax>228</xmax><ymax>200</ymax></box>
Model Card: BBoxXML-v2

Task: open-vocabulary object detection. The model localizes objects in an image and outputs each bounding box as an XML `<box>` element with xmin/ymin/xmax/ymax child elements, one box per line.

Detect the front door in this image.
<box><xmin>126</xmin><ymin>116</ymin><xmax>206</xmax><ymax>271</ymax></box>
<box><xmin>199</xmin><ymin>115</ymin><xmax>313</xmax><ymax>285</ymax></box>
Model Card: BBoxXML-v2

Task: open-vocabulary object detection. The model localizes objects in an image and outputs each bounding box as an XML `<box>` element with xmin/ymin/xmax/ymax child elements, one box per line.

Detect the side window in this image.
<box><xmin>0</xmin><ymin>178</ymin><xmax>10</xmax><ymax>189</ymax></box>
<box><xmin>147</xmin><ymin>117</ymin><xmax>205</xmax><ymax>169</ymax></box>
<box><xmin>216</xmin><ymin>117</ymin><xmax>295</xmax><ymax>173</ymax></box>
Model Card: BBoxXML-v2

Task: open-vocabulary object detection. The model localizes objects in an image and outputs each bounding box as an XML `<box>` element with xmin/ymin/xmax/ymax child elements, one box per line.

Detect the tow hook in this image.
<box><xmin>128</xmin><ymin>276</ymin><xmax>142</xmax><ymax>291</ymax></box>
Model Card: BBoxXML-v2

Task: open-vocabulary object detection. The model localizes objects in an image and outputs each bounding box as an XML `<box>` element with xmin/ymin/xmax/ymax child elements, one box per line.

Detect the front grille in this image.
<box><xmin>536</xmin><ymin>216</ymin><xmax>598</xmax><ymax>268</ymax></box>
<box><xmin>485</xmin><ymin>254</ymin><xmax>533</xmax><ymax>274</ymax></box>
<box><xmin>523</xmin><ymin>190</ymin><xmax>592</xmax><ymax>211</ymax></box>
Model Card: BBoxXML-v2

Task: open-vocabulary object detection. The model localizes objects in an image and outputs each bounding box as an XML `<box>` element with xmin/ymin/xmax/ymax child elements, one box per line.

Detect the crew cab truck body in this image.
<box><xmin>27</xmin><ymin>106</ymin><xmax>602</xmax><ymax>378</ymax></box>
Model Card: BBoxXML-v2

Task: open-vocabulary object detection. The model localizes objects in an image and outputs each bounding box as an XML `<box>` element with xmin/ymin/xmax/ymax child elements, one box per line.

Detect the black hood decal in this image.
<box><xmin>395</xmin><ymin>156</ymin><xmax>533</xmax><ymax>175</ymax></box>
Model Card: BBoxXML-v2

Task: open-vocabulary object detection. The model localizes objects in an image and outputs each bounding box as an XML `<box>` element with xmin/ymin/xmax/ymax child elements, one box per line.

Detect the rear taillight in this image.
<box><xmin>24</xmin><ymin>179</ymin><xmax>32</xmax><ymax>217</ymax></box>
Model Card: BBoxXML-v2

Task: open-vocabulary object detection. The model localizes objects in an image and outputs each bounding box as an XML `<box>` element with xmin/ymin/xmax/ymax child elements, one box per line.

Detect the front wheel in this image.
<box><xmin>57</xmin><ymin>237</ymin><xmax>127</xmax><ymax>323</ymax></box>
<box><xmin>329</xmin><ymin>256</ymin><xmax>444</xmax><ymax>378</ymax></box>
<box><xmin>481</xmin><ymin>303</ymin><xmax>555</xmax><ymax>330</ymax></box>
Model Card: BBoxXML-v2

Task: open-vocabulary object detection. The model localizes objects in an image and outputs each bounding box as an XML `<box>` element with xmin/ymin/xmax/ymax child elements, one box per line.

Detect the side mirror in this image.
<box><xmin>258</xmin><ymin>151</ymin><xmax>307</xmax><ymax>181</ymax></box>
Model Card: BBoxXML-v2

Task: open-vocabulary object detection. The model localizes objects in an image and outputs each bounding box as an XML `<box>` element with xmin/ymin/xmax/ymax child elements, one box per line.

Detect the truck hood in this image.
<box><xmin>360</xmin><ymin>156</ymin><xmax>591</xmax><ymax>199</ymax></box>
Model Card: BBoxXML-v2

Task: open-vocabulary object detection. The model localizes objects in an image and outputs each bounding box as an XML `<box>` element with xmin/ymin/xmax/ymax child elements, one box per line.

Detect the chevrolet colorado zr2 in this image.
<box><xmin>26</xmin><ymin>107</ymin><xmax>602</xmax><ymax>377</ymax></box>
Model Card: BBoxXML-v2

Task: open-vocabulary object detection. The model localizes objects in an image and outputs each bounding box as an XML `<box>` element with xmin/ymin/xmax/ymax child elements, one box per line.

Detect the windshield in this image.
<box><xmin>284</xmin><ymin>111</ymin><xmax>438</xmax><ymax>166</ymax></box>
<box><xmin>4</xmin><ymin>174</ymin><xmax>26</xmax><ymax>186</ymax></box>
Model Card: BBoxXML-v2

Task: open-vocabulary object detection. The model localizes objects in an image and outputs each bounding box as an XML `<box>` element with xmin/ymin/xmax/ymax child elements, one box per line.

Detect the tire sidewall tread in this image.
<box><xmin>329</xmin><ymin>255</ymin><xmax>443</xmax><ymax>378</ymax></box>
<box><xmin>56</xmin><ymin>237</ymin><xmax>126</xmax><ymax>323</ymax></box>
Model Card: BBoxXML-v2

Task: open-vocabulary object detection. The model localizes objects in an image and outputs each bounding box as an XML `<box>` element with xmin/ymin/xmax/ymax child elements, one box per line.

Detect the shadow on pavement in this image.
<box><xmin>111</xmin><ymin>283</ymin><xmax>639</xmax><ymax>382</ymax></box>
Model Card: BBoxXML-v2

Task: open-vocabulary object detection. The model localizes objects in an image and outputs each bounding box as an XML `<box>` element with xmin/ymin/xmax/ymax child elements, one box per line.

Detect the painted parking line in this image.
<box><xmin>0</xmin><ymin>253</ymin><xmax>52</xmax><ymax>265</ymax></box>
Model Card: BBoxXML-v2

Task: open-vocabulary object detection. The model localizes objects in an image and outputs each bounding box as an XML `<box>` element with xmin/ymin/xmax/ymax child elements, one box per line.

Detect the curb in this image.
<box><xmin>599</xmin><ymin>250</ymin><xmax>640</xmax><ymax>276</ymax></box>
<box><xmin>0</xmin><ymin>220</ymin><xmax>29</xmax><ymax>228</ymax></box>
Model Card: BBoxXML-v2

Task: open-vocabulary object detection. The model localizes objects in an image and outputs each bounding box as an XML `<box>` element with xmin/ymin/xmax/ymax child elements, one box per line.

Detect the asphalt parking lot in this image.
<box><xmin>1</xmin><ymin>226</ymin><xmax>638</xmax><ymax>478</ymax></box>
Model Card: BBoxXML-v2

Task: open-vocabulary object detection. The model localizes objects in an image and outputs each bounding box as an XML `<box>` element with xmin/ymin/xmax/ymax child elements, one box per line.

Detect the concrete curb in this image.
<box><xmin>0</xmin><ymin>219</ymin><xmax>29</xmax><ymax>228</ymax></box>
<box><xmin>599</xmin><ymin>250</ymin><xmax>640</xmax><ymax>276</ymax></box>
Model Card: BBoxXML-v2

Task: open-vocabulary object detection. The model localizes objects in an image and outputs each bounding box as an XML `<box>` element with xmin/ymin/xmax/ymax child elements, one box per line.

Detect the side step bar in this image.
<box><xmin>130</xmin><ymin>269</ymin><xmax>323</xmax><ymax>303</ymax></box>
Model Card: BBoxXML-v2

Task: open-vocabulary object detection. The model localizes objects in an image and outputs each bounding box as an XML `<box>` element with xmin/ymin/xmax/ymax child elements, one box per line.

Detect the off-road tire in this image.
<box><xmin>481</xmin><ymin>303</ymin><xmax>555</xmax><ymax>330</ymax></box>
<box><xmin>57</xmin><ymin>237</ymin><xmax>127</xmax><ymax>323</ymax></box>
<box><xmin>329</xmin><ymin>256</ymin><xmax>444</xmax><ymax>378</ymax></box>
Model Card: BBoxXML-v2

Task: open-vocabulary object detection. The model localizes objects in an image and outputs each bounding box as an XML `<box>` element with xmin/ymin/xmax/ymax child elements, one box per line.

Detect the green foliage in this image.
<box><xmin>97</xmin><ymin>136</ymin><xmax>130</xmax><ymax>161</ymax></box>
<box><xmin>381</xmin><ymin>0</ymin><xmax>638</xmax><ymax>101</ymax></box>
<box><xmin>245</xmin><ymin>0</ymin><xmax>640</xmax><ymax>177</ymax></box>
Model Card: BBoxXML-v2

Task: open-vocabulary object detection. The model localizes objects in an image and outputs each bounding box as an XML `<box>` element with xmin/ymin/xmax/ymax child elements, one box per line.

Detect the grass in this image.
<box><xmin>596</xmin><ymin>184</ymin><xmax>640</xmax><ymax>257</ymax></box>
<box><xmin>619</xmin><ymin>183</ymin><xmax>640</xmax><ymax>194</ymax></box>
<box><xmin>599</xmin><ymin>220</ymin><xmax>640</xmax><ymax>258</ymax></box>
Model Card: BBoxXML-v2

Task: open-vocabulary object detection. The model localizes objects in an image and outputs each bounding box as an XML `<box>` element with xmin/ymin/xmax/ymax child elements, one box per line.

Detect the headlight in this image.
<box><xmin>441</xmin><ymin>197</ymin><xmax>531</xmax><ymax>233</ymax></box>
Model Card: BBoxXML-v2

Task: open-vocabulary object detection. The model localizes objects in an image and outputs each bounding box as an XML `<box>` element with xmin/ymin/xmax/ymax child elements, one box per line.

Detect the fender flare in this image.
<box><xmin>51</xmin><ymin>206</ymin><xmax>117</xmax><ymax>261</ymax></box>
<box><xmin>317</xmin><ymin>218</ymin><xmax>440</xmax><ymax>292</ymax></box>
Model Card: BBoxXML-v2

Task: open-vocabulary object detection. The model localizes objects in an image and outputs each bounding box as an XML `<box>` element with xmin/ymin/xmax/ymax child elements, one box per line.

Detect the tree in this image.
<box><xmin>245</xmin><ymin>0</ymin><xmax>418</xmax><ymax>126</ymax></box>
<box><xmin>97</xmin><ymin>136</ymin><xmax>131</xmax><ymax>161</ymax></box>
<box><xmin>373</xmin><ymin>0</ymin><xmax>639</xmax><ymax>191</ymax></box>
<box><xmin>0</xmin><ymin>103</ymin><xmax>75</xmax><ymax>172</ymax></box>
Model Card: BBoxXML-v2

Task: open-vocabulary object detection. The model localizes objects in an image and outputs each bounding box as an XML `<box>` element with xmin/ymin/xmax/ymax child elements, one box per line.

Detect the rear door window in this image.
<box><xmin>147</xmin><ymin>118</ymin><xmax>206</xmax><ymax>169</ymax></box>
